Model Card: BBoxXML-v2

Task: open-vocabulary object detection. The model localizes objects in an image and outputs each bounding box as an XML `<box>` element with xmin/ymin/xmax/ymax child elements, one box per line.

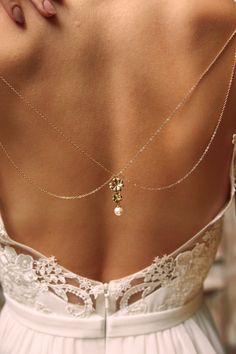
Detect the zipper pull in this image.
<box><xmin>104</xmin><ymin>282</ymin><xmax>110</xmax><ymax>310</ymax></box>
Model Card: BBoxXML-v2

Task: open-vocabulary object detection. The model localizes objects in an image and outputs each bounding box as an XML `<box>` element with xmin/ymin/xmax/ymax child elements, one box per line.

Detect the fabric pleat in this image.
<box><xmin>0</xmin><ymin>301</ymin><xmax>225</xmax><ymax>354</ymax></box>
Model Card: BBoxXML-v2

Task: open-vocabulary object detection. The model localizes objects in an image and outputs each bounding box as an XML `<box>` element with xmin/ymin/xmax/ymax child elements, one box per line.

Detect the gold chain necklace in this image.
<box><xmin>0</xmin><ymin>30</ymin><xmax>236</xmax><ymax>216</ymax></box>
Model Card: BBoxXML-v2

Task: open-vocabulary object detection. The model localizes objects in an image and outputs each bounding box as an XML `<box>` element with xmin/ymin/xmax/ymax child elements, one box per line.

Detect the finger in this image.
<box><xmin>0</xmin><ymin>0</ymin><xmax>25</xmax><ymax>25</ymax></box>
<box><xmin>30</xmin><ymin>0</ymin><xmax>56</xmax><ymax>17</ymax></box>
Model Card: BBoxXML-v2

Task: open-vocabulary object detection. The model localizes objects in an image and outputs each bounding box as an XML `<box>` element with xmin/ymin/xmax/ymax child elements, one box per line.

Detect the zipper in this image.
<box><xmin>104</xmin><ymin>282</ymin><xmax>110</xmax><ymax>311</ymax></box>
<box><xmin>103</xmin><ymin>282</ymin><xmax>109</xmax><ymax>354</ymax></box>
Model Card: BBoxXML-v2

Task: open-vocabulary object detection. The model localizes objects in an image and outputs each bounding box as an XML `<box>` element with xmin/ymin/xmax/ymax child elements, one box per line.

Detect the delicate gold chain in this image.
<box><xmin>127</xmin><ymin>48</ymin><xmax>236</xmax><ymax>190</ymax></box>
<box><xmin>118</xmin><ymin>31</ymin><xmax>236</xmax><ymax>178</ymax></box>
<box><xmin>0</xmin><ymin>30</ymin><xmax>235</xmax><ymax>200</ymax></box>
<box><xmin>0</xmin><ymin>140</ymin><xmax>112</xmax><ymax>199</ymax></box>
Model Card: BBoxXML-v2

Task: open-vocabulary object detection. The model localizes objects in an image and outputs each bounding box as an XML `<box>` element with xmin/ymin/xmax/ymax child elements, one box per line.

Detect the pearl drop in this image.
<box><xmin>114</xmin><ymin>206</ymin><xmax>123</xmax><ymax>216</ymax></box>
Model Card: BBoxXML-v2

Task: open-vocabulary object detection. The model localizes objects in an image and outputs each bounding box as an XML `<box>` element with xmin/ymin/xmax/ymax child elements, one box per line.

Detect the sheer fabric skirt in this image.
<box><xmin>0</xmin><ymin>295</ymin><xmax>225</xmax><ymax>354</ymax></box>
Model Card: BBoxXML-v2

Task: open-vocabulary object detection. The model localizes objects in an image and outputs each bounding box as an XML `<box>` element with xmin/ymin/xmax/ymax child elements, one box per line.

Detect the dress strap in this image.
<box><xmin>231</xmin><ymin>134</ymin><xmax>236</xmax><ymax>195</ymax></box>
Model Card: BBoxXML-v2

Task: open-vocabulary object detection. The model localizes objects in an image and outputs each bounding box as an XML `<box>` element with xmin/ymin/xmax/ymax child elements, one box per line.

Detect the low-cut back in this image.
<box><xmin>0</xmin><ymin>14</ymin><xmax>235</xmax><ymax>353</ymax></box>
<box><xmin>0</xmin><ymin>134</ymin><xmax>235</xmax><ymax>354</ymax></box>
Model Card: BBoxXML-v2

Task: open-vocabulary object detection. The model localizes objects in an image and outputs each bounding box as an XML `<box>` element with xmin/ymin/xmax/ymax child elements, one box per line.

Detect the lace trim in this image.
<box><xmin>0</xmin><ymin>219</ymin><xmax>222</xmax><ymax>317</ymax></box>
<box><xmin>109</xmin><ymin>221</ymin><xmax>222</xmax><ymax>315</ymax></box>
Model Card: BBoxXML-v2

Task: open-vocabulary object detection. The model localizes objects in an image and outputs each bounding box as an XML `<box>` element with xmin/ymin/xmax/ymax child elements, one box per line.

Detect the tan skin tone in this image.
<box><xmin>0</xmin><ymin>0</ymin><xmax>235</xmax><ymax>283</ymax></box>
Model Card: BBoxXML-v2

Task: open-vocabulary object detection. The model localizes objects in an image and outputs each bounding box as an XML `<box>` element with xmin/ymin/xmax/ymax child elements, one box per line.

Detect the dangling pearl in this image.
<box><xmin>114</xmin><ymin>206</ymin><xmax>123</xmax><ymax>216</ymax></box>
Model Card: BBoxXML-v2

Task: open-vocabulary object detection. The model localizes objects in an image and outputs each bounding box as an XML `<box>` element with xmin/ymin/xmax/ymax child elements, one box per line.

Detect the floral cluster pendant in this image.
<box><xmin>109</xmin><ymin>176</ymin><xmax>124</xmax><ymax>216</ymax></box>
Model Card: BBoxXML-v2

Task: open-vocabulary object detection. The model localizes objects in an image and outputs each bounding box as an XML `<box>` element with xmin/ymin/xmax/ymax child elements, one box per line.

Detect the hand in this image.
<box><xmin>0</xmin><ymin>0</ymin><xmax>57</xmax><ymax>26</ymax></box>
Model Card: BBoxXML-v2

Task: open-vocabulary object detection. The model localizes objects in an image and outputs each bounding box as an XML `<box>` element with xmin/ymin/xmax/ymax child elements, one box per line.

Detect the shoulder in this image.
<box><xmin>188</xmin><ymin>0</ymin><xmax>236</xmax><ymax>45</ymax></box>
<box><xmin>193</xmin><ymin>0</ymin><xmax>236</xmax><ymax>26</ymax></box>
<box><xmin>137</xmin><ymin>0</ymin><xmax>236</xmax><ymax>57</ymax></box>
<box><xmin>158</xmin><ymin>0</ymin><xmax>236</xmax><ymax>47</ymax></box>
<box><xmin>188</xmin><ymin>0</ymin><xmax>236</xmax><ymax>133</ymax></box>
<box><xmin>0</xmin><ymin>3</ymin><xmax>47</xmax><ymax>75</ymax></box>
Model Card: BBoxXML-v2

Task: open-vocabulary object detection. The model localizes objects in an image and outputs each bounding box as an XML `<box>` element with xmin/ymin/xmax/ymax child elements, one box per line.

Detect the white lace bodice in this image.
<box><xmin>0</xmin><ymin>136</ymin><xmax>235</xmax><ymax>319</ymax></box>
<box><xmin>0</xmin><ymin>219</ymin><xmax>223</xmax><ymax>318</ymax></box>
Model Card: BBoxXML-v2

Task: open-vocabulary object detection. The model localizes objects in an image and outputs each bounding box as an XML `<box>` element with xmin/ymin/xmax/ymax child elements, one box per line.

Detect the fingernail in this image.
<box><xmin>43</xmin><ymin>0</ymin><xmax>56</xmax><ymax>15</ymax></box>
<box><xmin>12</xmin><ymin>5</ymin><xmax>25</xmax><ymax>25</ymax></box>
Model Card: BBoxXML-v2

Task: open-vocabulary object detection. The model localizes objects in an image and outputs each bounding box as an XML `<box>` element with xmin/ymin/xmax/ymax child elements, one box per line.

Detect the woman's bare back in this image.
<box><xmin>0</xmin><ymin>0</ymin><xmax>235</xmax><ymax>282</ymax></box>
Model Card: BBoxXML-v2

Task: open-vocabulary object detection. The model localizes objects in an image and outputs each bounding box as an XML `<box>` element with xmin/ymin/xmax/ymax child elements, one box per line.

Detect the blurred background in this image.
<box><xmin>203</xmin><ymin>224</ymin><xmax>236</xmax><ymax>354</ymax></box>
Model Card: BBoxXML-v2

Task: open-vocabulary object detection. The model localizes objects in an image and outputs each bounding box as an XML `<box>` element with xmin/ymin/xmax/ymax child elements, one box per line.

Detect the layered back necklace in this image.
<box><xmin>0</xmin><ymin>30</ymin><xmax>236</xmax><ymax>216</ymax></box>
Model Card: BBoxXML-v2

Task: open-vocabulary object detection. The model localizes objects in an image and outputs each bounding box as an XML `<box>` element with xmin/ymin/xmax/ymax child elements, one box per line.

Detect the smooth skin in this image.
<box><xmin>0</xmin><ymin>0</ymin><xmax>236</xmax><ymax>283</ymax></box>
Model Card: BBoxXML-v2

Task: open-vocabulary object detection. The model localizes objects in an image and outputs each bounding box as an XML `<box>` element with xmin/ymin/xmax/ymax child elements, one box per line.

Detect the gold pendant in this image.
<box><xmin>109</xmin><ymin>176</ymin><xmax>124</xmax><ymax>216</ymax></box>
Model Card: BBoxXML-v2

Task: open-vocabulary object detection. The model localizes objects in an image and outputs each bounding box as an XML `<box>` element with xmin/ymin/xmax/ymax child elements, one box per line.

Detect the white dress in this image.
<box><xmin>0</xmin><ymin>134</ymin><xmax>235</xmax><ymax>354</ymax></box>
